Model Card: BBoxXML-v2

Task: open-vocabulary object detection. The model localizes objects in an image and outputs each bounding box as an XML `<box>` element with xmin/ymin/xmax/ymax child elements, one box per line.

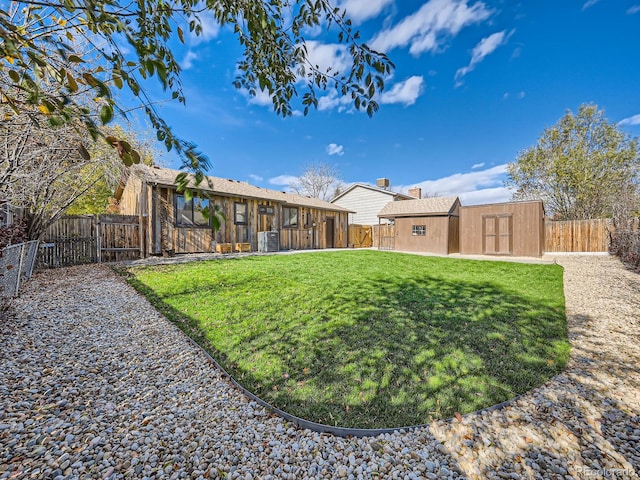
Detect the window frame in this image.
<box><xmin>234</xmin><ymin>202</ymin><xmax>248</xmax><ymax>225</ymax></box>
<box><xmin>282</xmin><ymin>206</ymin><xmax>299</xmax><ymax>228</ymax></box>
<box><xmin>175</xmin><ymin>194</ymin><xmax>210</xmax><ymax>228</ymax></box>
<box><xmin>412</xmin><ymin>225</ymin><xmax>426</xmax><ymax>236</ymax></box>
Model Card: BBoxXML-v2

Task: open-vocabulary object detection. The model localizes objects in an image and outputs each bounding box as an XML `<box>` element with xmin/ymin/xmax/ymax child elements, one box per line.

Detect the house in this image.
<box><xmin>331</xmin><ymin>179</ymin><xmax>415</xmax><ymax>226</ymax></box>
<box><xmin>459</xmin><ymin>200</ymin><xmax>545</xmax><ymax>257</ymax></box>
<box><xmin>377</xmin><ymin>196</ymin><xmax>461</xmax><ymax>254</ymax></box>
<box><xmin>117</xmin><ymin>165</ymin><xmax>352</xmax><ymax>255</ymax></box>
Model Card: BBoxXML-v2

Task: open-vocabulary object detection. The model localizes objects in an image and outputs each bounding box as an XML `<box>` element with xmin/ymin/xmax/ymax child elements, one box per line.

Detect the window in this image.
<box><xmin>175</xmin><ymin>195</ymin><xmax>210</xmax><ymax>227</ymax></box>
<box><xmin>282</xmin><ymin>206</ymin><xmax>298</xmax><ymax>227</ymax></box>
<box><xmin>258</xmin><ymin>205</ymin><xmax>274</xmax><ymax>215</ymax></box>
<box><xmin>235</xmin><ymin>202</ymin><xmax>248</xmax><ymax>225</ymax></box>
<box><xmin>412</xmin><ymin>225</ymin><xmax>426</xmax><ymax>236</ymax></box>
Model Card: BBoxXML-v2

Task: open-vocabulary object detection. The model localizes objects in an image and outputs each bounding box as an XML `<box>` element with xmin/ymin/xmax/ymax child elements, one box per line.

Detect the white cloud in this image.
<box><xmin>269</xmin><ymin>175</ymin><xmax>298</xmax><ymax>187</ymax></box>
<box><xmin>326</xmin><ymin>143</ymin><xmax>345</xmax><ymax>156</ymax></box>
<box><xmin>249</xmin><ymin>174</ymin><xmax>264</xmax><ymax>182</ymax></box>
<box><xmin>317</xmin><ymin>90</ymin><xmax>353</xmax><ymax>112</ymax></box>
<box><xmin>503</xmin><ymin>90</ymin><xmax>526</xmax><ymax>100</ymax></box>
<box><xmin>189</xmin><ymin>10</ymin><xmax>220</xmax><ymax>45</ymax></box>
<box><xmin>180</xmin><ymin>51</ymin><xmax>198</xmax><ymax>70</ymax></box>
<box><xmin>627</xmin><ymin>5</ymin><xmax>640</xmax><ymax>14</ymax></box>
<box><xmin>471</xmin><ymin>162</ymin><xmax>485</xmax><ymax>169</ymax></box>
<box><xmin>248</xmin><ymin>88</ymin><xmax>273</xmax><ymax>106</ymax></box>
<box><xmin>455</xmin><ymin>30</ymin><xmax>510</xmax><ymax>83</ymax></box>
<box><xmin>396</xmin><ymin>164</ymin><xmax>510</xmax><ymax>204</ymax></box>
<box><xmin>618</xmin><ymin>114</ymin><xmax>640</xmax><ymax>126</ymax></box>
<box><xmin>582</xmin><ymin>0</ymin><xmax>600</xmax><ymax>10</ymax></box>
<box><xmin>459</xmin><ymin>186</ymin><xmax>512</xmax><ymax>205</ymax></box>
<box><xmin>380</xmin><ymin>76</ymin><xmax>424</xmax><ymax>106</ymax></box>
<box><xmin>304</xmin><ymin>41</ymin><xmax>351</xmax><ymax>76</ymax></box>
<box><xmin>337</xmin><ymin>0</ymin><xmax>394</xmax><ymax>24</ymax></box>
<box><xmin>370</xmin><ymin>0</ymin><xmax>493</xmax><ymax>56</ymax></box>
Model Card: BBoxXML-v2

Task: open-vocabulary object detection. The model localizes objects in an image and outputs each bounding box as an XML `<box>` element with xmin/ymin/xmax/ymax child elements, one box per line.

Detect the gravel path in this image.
<box><xmin>1</xmin><ymin>255</ymin><xmax>639</xmax><ymax>479</ymax></box>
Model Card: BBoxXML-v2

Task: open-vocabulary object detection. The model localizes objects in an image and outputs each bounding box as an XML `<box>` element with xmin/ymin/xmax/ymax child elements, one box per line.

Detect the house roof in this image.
<box><xmin>128</xmin><ymin>165</ymin><xmax>353</xmax><ymax>213</ymax></box>
<box><xmin>331</xmin><ymin>183</ymin><xmax>413</xmax><ymax>202</ymax></box>
<box><xmin>378</xmin><ymin>196</ymin><xmax>460</xmax><ymax>218</ymax></box>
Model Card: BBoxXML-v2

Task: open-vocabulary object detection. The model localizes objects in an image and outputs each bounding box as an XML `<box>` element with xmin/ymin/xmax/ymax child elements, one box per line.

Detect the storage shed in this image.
<box><xmin>117</xmin><ymin>165</ymin><xmax>352</xmax><ymax>255</ymax></box>
<box><xmin>377</xmin><ymin>196</ymin><xmax>461</xmax><ymax>254</ymax></box>
<box><xmin>459</xmin><ymin>200</ymin><xmax>545</xmax><ymax>257</ymax></box>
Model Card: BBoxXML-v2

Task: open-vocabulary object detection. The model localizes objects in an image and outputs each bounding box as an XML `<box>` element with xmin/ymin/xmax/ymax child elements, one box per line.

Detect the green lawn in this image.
<box><xmin>121</xmin><ymin>250</ymin><xmax>569</xmax><ymax>429</ymax></box>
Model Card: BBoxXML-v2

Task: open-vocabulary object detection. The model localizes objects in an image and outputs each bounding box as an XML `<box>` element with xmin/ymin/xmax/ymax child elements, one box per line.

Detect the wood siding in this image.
<box><xmin>124</xmin><ymin>183</ymin><xmax>349</xmax><ymax>255</ymax></box>
<box><xmin>332</xmin><ymin>187</ymin><xmax>399</xmax><ymax>225</ymax></box>
<box><xmin>118</xmin><ymin>174</ymin><xmax>145</xmax><ymax>216</ymax></box>
<box><xmin>460</xmin><ymin>201</ymin><xmax>544</xmax><ymax>257</ymax></box>
<box><xmin>448</xmin><ymin>216</ymin><xmax>460</xmax><ymax>254</ymax></box>
<box><xmin>394</xmin><ymin>216</ymin><xmax>452</xmax><ymax>254</ymax></box>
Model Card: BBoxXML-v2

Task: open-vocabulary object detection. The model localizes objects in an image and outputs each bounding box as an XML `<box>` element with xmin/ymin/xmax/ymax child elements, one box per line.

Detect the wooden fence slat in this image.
<box><xmin>37</xmin><ymin>214</ymin><xmax>142</xmax><ymax>268</ymax></box>
<box><xmin>545</xmin><ymin>218</ymin><xmax>612</xmax><ymax>253</ymax></box>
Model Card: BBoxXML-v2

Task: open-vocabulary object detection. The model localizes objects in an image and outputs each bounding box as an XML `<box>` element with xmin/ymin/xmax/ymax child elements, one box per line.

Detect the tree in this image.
<box><xmin>290</xmin><ymin>162</ymin><xmax>344</xmax><ymax>201</ymax></box>
<box><xmin>66</xmin><ymin>125</ymin><xmax>160</xmax><ymax>215</ymax></box>
<box><xmin>0</xmin><ymin>0</ymin><xmax>394</xmax><ymax>184</ymax></box>
<box><xmin>0</xmin><ymin>105</ymin><xmax>127</xmax><ymax>238</ymax></box>
<box><xmin>506</xmin><ymin>104</ymin><xmax>640</xmax><ymax>220</ymax></box>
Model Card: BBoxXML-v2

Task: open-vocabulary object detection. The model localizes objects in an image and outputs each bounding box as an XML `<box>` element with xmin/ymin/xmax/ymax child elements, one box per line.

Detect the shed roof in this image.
<box><xmin>378</xmin><ymin>196</ymin><xmax>460</xmax><ymax>218</ymax></box>
<box><xmin>128</xmin><ymin>165</ymin><xmax>352</xmax><ymax>212</ymax></box>
<box><xmin>331</xmin><ymin>183</ymin><xmax>413</xmax><ymax>202</ymax></box>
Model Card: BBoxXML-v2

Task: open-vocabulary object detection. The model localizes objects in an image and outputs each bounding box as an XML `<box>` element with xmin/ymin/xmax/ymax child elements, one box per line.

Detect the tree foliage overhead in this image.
<box><xmin>506</xmin><ymin>104</ymin><xmax>640</xmax><ymax>220</ymax></box>
<box><xmin>0</xmin><ymin>0</ymin><xmax>394</xmax><ymax>183</ymax></box>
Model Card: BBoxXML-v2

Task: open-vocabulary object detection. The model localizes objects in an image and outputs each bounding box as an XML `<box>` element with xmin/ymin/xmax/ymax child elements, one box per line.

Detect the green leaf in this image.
<box><xmin>122</xmin><ymin>152</ymin><xmax>134</xmax><ymax>167</ymax></box>
<box><xmin>100</xmin><ymin>104</ymin><xmax>114</xmax><ymax>124</ymax></box>
<box><xmin>8</xmin><ymin>70</ymin><xmax>19</xmax><ymax>82</ymax></box>
<box><xmin>177</xmin><ymin>26</ymin><xmax>184</xmax><ymax>44</ymax></box>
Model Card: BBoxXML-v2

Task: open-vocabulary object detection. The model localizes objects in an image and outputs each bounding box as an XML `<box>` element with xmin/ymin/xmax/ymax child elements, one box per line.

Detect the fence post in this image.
<box><xmin>96</xmin><ymin>216</ymin><xmax>102</xmax><ymax>264</ymax></box>
<box><xmin>14</xmin><ymin>243</ymin><xmax>26</xmax><ymax>296</ymax></box>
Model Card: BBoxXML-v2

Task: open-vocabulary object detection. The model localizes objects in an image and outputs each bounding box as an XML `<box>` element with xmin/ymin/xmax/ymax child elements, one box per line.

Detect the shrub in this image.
<box><xmin>609</xmin><ymin>220</ymin><xmax>640</xmax><ymax>271</ymax></box>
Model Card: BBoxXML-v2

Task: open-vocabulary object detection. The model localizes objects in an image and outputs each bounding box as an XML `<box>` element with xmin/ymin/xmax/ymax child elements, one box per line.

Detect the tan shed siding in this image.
<box><xmin>459</xmin><ymin>201</ymin><xmax>544</xmax><ymax>257</ymax></box>
<box><xmin>394</xmin><ymin>217</ymin><xmax>450</xmax><ymax>254</ymax></box>
<box><xmin>332</xmin><ymin>187</ymin><xmax>397</xmax><ymax>225</ymax></box>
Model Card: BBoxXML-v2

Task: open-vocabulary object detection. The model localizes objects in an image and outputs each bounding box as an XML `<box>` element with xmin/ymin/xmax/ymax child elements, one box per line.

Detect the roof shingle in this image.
<box><xmin>378</xmin><ymin>196</ymin><xmax>460</xmax><ymax>218</ymax></box>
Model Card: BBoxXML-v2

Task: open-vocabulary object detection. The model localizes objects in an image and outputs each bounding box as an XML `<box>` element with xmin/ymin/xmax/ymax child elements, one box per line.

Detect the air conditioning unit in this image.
<box><xmin>258</xmin><ymin>231</ymin><xmax>279</xmax><ymax>252</ymax></box>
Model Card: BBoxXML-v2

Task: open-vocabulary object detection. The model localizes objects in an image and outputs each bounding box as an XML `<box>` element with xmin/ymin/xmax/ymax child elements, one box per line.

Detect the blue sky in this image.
<box><xmin>143</xmin><ymin>0</ymin><xmax>640</xmax><ymax>205</ymax></box>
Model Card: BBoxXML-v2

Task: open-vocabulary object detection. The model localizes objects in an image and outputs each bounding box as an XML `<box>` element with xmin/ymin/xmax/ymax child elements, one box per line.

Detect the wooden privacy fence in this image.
<box><xmin>348</xmin><ymin>224</ymin><xmax>373</xmax><ymax>248</ymax></box>
<box><xmin>37</xmin><ymin>214</ymin><xmax>143</xmax><ymax>268</ymax></box>
<box><xmin>545</xmin><ymin>218</ymin><xmax>613</xmax><ymax>252</ymax></box>
<box><xmin>374</xmin><ymin>224</ymin><xmax>396</xmax><ymax>250</ymax></box>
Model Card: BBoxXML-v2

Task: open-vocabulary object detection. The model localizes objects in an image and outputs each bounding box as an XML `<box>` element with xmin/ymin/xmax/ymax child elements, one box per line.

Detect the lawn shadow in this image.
<box><xmin>126</xmin><ymin>265</ymin><xmax>569</xmax><ymax>430</ymax></box>
<box><xmin>431</xmin><ymin>303</ymin><xmax>640</xmax><ymax>479</ymax></box>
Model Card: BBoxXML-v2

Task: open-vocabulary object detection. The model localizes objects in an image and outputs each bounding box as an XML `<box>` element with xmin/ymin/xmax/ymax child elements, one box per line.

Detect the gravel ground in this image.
<box><xmin>1</xmin><ymin>254</ymin><xmax>639</xmax><ymax>479</ymax></box>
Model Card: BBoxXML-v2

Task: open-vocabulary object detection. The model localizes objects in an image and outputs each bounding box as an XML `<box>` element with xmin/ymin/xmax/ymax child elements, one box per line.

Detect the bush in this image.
<box><xmin>0</xmin><ymin>219</ymin><xmax>28</xmax><ymax>251</ymax></box>
<box><xmin>610</xmin><ymin>221</ymin><xmax>640</xmax><ymax>271</ymax></box>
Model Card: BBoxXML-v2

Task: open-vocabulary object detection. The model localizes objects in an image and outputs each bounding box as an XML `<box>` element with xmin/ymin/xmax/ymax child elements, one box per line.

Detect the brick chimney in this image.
<box><xmin>408</xmin><ymin>187</ymin><xmax>422</xmax><ymax>199</ymax></box>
